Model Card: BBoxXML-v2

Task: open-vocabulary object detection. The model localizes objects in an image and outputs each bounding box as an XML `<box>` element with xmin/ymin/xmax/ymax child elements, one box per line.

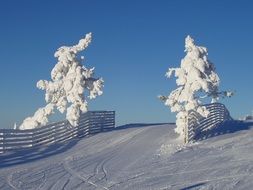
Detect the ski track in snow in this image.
<box><xmin>1</xmin><ymin>123</ymin><xmax>253</xmax><ymax>189</ymax></box>
<box><xmin>7</xmin><ymin>169</ymin><xmax>47</xmax><ymax>190</ymax></box>
<box><xmin>63</xmin><ymin>158</ymin><xmax>108</xmax><ymax>190</ymax></box>
<box><xmin>62</xmin><ymin>127</ymin><xmax>148</xmax><ymax>190</ymax></box>
<box><xmin>7</xmin><ymin>173</ymin><xmax>18</xmax><ymax>190</ymax></box>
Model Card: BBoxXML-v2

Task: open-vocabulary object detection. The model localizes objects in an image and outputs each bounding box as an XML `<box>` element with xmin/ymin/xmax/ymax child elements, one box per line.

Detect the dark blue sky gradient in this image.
<box><xmin>0</xmin><ymin>0</ymin><xmax>253</xmax><ymax>128</ymax></box>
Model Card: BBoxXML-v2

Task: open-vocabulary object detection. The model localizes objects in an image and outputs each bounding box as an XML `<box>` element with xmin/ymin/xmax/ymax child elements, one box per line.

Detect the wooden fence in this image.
<box><xmin>187</xmin><ymin>103</ymin><xmax>232</xmax><ymax>143</ymax></box>
<box><xmin>0</xmin><ymin>111</ymin><xmax>115</xmax><ymax>153</ymax></box>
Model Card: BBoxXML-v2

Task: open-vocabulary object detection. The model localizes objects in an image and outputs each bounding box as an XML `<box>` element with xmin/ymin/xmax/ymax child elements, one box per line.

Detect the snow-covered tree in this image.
<box><xmin>160</xmin><ymin>35</ymin><xmax>232</xmax><ymax>142</ymax></box>
<box><xmin>19</xmin><ymin>33</ymin><xmax>104</xmax><ymax>130</ymax></box>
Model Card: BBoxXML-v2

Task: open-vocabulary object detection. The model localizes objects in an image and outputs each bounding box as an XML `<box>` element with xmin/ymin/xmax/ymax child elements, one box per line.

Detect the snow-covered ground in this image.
<box><xmin>1</xmin><ymin>122</ymin><xmax>253</xmax><ymax>190</ymax></box>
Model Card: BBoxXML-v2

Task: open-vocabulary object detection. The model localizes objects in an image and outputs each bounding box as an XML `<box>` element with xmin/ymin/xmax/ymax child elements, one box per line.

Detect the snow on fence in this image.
<box><xmin>187</xmin><ymin>103</ymin><xmax>232</xmax><ymax>143</ymax></box>
<box><xmin>0</xmin><ymin>111</ymin><xmax>115</xmax><ymax>153</ymax></box>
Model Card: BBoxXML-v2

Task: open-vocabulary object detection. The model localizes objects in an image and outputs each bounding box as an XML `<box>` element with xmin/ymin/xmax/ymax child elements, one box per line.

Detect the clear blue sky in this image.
<box><xmin>0</xmin><ymin>0</ymin><xmax>253</xmax><ymax>128</ymax></box>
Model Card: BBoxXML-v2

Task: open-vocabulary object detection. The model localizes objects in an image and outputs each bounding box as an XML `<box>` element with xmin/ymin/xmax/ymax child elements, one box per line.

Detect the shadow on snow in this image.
<box><xmin>0</xmin><ymin>140</ymin><xmax>78</xmax><ymax>168</ymax></box>
<box><xmin>180</xmin><ymin>182</ymin><xmax>206</xmax><ymax>190</ymax></box>
<box><xmin>195</xmin><ymin>120</ymin><xmax>253</xmax><ymax>141</ymax></box>
<box><xmin>0</xmin><ymin>123</ymin><xmax>170</xmax><ymax>168</ymax></box>
<box><xmin>115</xmin><ymin>123</ymin><xmax>174</xmax><ymax>130</ymax></box>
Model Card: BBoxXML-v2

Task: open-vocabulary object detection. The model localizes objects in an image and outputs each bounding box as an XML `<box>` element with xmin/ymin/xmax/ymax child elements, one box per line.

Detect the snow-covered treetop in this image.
<box><xmin>160</xmin><ymin>35</ymin><xmax>232</xmax><ymax>139</ymax></box>
<box><xmin>165</xmin><ymin>35</ymin><xmax>222</xmax><ymax>113</ymax></box>
<box><xmin>19</xmin><ymin>33</ymin><xmax>104</xmax><ymax>130</ymax></box>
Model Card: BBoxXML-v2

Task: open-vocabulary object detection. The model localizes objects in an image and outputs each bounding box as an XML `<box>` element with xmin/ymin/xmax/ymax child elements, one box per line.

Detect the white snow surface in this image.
<box><xmin>1</xmin><ymin>122</ymin><xmax>253</xmax><ymax>189</ymax></box>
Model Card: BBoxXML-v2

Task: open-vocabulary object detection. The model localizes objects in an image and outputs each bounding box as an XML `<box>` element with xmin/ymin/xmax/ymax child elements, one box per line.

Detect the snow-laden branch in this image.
<box><xmin>160</xmin><ymin>35</ymin><xmax>232</xmax><ymax>141</ymax></box>
<box><xmin>19</xmin><ymin>33</ymin><xmax>104</xmax><ymax>130</ymax></box>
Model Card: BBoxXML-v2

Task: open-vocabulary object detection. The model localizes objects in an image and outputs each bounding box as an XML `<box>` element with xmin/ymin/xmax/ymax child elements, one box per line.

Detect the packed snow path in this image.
<box><xmin>1</xmin><ymin>122</ymin><xmax>253</xmax><ymax>190</ymax></box>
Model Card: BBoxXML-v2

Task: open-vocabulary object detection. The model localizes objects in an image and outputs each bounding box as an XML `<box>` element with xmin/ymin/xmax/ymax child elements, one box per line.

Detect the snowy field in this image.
<box><xmin>1</xmin><ymin>122</ymin><xmax>253</xmax><ymax>190</ymax></box>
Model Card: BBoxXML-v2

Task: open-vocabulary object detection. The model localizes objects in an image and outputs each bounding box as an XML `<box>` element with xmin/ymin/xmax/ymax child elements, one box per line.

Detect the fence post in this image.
<box><xmin>32</xmin><ymin>130</ymin><xmax>34</xmax><ymax>147</ymax></box>
<box><xmin>101</xmin><ymin>112</ymin><xmax>104</xmax><ymax>132</ymax></box>
<box><xmin>1</xmin><ymin>132</ymin><xmax>4</xmax><ymax>154</ymax></box>
<box><xmin>113</xmin><ymin>111</ymin><xmax>116</xmax><ymax>128</ymax></box>
<box><xmin>87</xmin><ymin>111</ymin><xmax>91</xmax><ymax>136</ymax></box>
<box><xmin>184</xmin><ymin>117</ymin><xmax>188</xmax><ymax>144</ymax></box>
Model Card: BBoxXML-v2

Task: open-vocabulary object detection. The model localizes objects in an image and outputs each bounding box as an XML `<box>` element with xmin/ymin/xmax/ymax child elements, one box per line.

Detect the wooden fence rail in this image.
<box><xmin>0</xmin><ymin>111</ymin><xmax>115</xmax><ymax>153</ymax></box>
<box><xmin>187</xmin><ymin>103</ymin><xmax>232</xmax><ymax>143</ymax></box>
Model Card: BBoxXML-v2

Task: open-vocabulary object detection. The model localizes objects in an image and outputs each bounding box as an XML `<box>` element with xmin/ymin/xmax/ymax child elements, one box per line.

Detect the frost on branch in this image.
<box><xmin>160</xmin><ymin>35</ymin><xmax>232</xmax><ymax>141</ymax></box>
<box><xmin>19</xmin><ymin>33</ymin><xmax>104</xmax><ymax>130</ymax></box>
